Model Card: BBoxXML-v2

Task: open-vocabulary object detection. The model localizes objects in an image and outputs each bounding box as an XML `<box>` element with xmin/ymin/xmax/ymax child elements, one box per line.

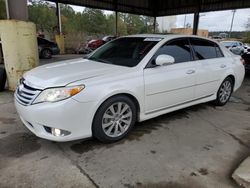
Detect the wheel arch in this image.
<box><xmin>92</xmin><ymin>92</ymin><xmax>141</xmax><ymax>125</ymax></box>
<box><xmin>225</xmin><ymin>74</ymin><xmax>235</xmax><ymax>89</ymax></box>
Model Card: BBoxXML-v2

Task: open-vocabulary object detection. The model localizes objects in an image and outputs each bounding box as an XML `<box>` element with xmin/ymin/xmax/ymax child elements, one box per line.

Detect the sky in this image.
<box><xmin>70</xmin><ymin>5</ymin><xmax>250</xmax><ymax>32</ymax></box>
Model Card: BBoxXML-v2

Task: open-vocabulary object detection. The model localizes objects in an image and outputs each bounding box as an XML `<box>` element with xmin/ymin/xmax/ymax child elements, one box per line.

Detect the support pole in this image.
<box><xmin>115</xmin><ymin>11</ymin><xmax>118</xmax><ymax>37</ymax></box>
<box><xmin>55</xmin><ymin>2</ymin><xmax>64</xmax><ymax>54</ymax></box>
<box><xmin>183</xmin><ymin>15</ymin><xmax>187</xmax><ymax>28</ymax></box>
<box><xmin>229</xmin><ymin>10</ymin><xmax>236</xmax><ymax>38</ymax></box>
<box><xmin>192</xmin><ymin>12</ymin><xmax>200</xmax><ymax>35</ymax></box>
<box><xmin>4</xmin><ymin>0</ymin><xmax>9</xmax><ymax>19</ymax></box>
<box><xmin>153</xmin><ymin>17</ymin><xmax>156</xmax><ymax>33</ymax></box>
<box><xmin>8</xmin><ymin>0</ymin><xmax>28</xmax><ymax>21</ymax></box>
<box><xmin>56</xmin><ymin>2</ymin><xmax>62</xmax><ymax>34</ymax></box>
<box><xmin>0</xmin><ymin>0</ymin><xmax>38</xmax><ymax>90</ymax></box>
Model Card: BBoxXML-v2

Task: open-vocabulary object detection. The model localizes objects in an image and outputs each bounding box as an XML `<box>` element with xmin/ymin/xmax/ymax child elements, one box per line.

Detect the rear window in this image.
<box><xmin>190</xmin><ymin>39</ymin><xmax>224</xmax><ymax>60</ymax></box>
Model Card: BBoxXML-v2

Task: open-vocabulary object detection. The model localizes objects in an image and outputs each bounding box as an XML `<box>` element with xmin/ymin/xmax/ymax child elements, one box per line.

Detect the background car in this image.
<box><xmin>102</xmin><ymin>36</ymin><xmax>116</xmax><ymax>43</ymax></box>
<box><xmin>244</xmin><ymin>44</ymin><xmax>250</xmax><ymax>54</ymax></box>
<box><xmin>242</xmin><ymin>52</ymin><xmax>250</xmax><ymax>71</ymax></box>
<box><xmin>38</xmin><ymin>37</ymin><xmax>60</xmax><ymax>59</ymax></box>
<box><xmin>221</xmin><ymin>41</ymin><xmax>245</xmax><ymax>55</ymax></box>
<box><xmin>79</xmin><ymin>36</ymin><xmax>116</xmax><ymax>54</ymax></box>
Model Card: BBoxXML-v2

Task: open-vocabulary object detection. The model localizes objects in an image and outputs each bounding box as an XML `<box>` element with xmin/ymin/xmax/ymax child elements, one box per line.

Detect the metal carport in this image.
<box><xmin>49</xmin><ymin>0</ymin><xmax>250</xmax><ymax>35</ymax></box>
<box><xmin>1</xmin><ymin>0</ymin><xmax>250</xmax><ymax>90</ymax></box>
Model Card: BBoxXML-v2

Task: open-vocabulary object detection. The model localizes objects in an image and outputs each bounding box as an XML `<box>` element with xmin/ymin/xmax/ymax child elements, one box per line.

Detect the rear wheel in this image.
<box><xmin>92</xmin><ymin>95</ymin><xmax>136</xmax><ymax>143</ymax></box>
<box><xmin>214</xmin><ymin>77</ymin><xmax>233</xmax><ymax>106</ymax></box>
<box><xmin>41</xmin><ymin>49</ymin><xmax>52</xmax><ymax>59</ymax></box>
<box><xmin>0</xmin><ymin>67</ymin><xmax>6</xmax><ymax>92</ymax></box>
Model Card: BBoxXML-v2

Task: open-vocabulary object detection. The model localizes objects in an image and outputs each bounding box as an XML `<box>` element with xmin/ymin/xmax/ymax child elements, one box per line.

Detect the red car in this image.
<box><xmin>87</xmin><ymin>39</ymin><xmax>104</xmax><ymax>51</ymax></box>
<box><xmin>79</xmin><ymin>36</ymin><xmax>116</xmax><ymax>54</ymax></box>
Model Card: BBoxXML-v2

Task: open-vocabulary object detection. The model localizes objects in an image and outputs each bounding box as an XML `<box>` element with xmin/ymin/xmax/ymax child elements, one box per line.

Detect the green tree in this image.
<box><xmin>123</xmin><ymin>14</ymin><xmax>145</xmax><ymax>34</ymax></box>
<box><xmin>106</xmin><ymin>13</ymin><xmax>127</xmax><ymax>36</ymax></box>
<box><xmin>245</xmin><ymin>16</ymin><xmax>250</xmax><ymax>43</ymax></box>
<box><xmin>81</xmin><ymin>8</ymin><xmax>108</xmax><ymax>34</ymax></box>
<box><xmin>0</xmin><ymin>0</ymin><xmax>6</xmax><ymax>19</ymax></box>
<box><xmin>60</xmin><ymin>4</ymin><xmax>84</xmax><ymax>33</ymax></box>
<box><xmin>28</xmin><ymin>1</ymin><xmax>57</xmax><ymax>33</ymax></box>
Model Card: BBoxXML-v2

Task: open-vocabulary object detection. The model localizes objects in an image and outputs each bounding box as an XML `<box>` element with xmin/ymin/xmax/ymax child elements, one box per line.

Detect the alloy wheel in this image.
<box><xmin>219</xmin><ymin>80</ymin><xmax>232</xmax><ymax>103</ymax></box>
<box><xmin>102</xmin><ymin>102</ymin><xmax>132</xmax><ymax>138</ymax></box>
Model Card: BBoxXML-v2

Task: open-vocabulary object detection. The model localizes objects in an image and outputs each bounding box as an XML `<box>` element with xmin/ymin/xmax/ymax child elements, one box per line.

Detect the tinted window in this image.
<box><xmin>191</xmin><ymin>39</ymin><xmax>223</xmax><ymax>60</ymax></box>
<box><xmin>88</xmin><ymin>37</ymin><xmax>159</xmax><ymax>67</ymax></box>
<box><xmin>215</xmin><ymin>46</ymin><xmax>224</xmax><ymax>57</ymax></box>
<box><xmin>37</xmin><ymin>38</ymin><xmax>49</xmax><ymax>45</ymax></box>
<box><xmin>154</xmin><ymin>39</ymin><xmax>192</xmax><ymax>63</ymax></box>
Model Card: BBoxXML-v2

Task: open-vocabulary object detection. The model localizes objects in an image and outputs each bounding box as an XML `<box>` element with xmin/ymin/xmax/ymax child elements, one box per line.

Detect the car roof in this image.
<box><xmin>124</xmin><ymin>34</ymin><xmax>219</xmax><ymax>44</ymax></box>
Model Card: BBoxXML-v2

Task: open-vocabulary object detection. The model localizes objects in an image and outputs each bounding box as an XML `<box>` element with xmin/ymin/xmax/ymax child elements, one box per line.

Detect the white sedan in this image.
<box><xmin>15</xmin><ymin>34</ymin><xmax>245</xmax><ymax>142</ymax></box>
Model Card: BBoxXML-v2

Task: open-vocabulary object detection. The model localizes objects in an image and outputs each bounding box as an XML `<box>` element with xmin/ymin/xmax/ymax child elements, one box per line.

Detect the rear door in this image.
<box><xmin>189</xmin><ymin>38</ymin><xmax>227</xmax><ymax>99</ymax></box>
<box><xmin>144</xmin><ymin>38</ymin><xmax>196</xmax><ymax>113</ymax></box>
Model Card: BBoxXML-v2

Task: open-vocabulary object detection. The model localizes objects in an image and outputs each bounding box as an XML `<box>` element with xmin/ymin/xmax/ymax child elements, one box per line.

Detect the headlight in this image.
<box><xmin>33</xmin><ymin>85</ymin><xmax>85</xmax><ymax>104</ymax></box>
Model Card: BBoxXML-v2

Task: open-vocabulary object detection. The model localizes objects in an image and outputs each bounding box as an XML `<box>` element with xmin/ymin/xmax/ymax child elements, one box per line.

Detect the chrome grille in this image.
<box><xmin>15</xmin><ymin>79</ymin><xmax>41</xmax><ymax>106</ymax></box>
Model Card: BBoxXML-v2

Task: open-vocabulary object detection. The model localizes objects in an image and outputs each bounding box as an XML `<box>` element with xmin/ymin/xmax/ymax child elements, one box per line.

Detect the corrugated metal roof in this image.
<box><xmin>49</xmin><ymin>0</ymin><xmax>250</xmax><ymax>16</ymax></box>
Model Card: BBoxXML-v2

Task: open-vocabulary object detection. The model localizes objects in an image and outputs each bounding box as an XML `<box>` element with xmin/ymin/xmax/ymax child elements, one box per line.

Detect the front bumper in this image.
<box><xmin>15</xmin><ymin>98</ymin><xmax>96</xmax><ymax>142</ymax></box>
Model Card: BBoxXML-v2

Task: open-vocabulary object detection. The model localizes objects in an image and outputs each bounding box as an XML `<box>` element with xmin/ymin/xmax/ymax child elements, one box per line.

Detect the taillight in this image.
<box><xmin>240</xmin><ymin>57</ymin><xmax>245</xmax><ymax>65</ymax></box>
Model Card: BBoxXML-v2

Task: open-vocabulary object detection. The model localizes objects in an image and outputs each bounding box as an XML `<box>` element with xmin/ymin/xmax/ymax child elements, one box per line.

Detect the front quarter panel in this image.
<box><xmin>71</xmin><ymin>70</ymin><xmax>145</xmax><ymax>117</ymax></box>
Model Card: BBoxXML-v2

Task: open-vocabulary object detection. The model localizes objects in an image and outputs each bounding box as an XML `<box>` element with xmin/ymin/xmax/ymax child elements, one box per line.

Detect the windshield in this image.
<box><xmin>88</xmin><ymin>37</ymin><xmax>161</xmax><ymax>67</ymax></box>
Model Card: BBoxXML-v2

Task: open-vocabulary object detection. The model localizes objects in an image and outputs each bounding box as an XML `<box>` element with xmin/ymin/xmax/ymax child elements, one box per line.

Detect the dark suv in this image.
<box><xmin>38</xmin><ymin>37</ymin><xmax>60</xmax><ymax>59</ymax></box>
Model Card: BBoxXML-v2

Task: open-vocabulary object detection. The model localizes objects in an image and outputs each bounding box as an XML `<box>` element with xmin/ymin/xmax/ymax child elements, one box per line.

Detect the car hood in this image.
<box><xmin>23</xmin><ymin>58</ymin><xmax>127</xmax><ymax>89</ymax></box>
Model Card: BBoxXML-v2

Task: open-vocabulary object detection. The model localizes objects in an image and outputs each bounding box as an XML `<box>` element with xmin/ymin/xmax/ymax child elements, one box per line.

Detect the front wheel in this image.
<box><xmin>41</xmin><ymin>49</ymin><xmax>52</xmax><ymax>59</ymax></box>
<box><xmin>92</xmin><ymin>95</ymin><xmax>136</xmax><ymax>143</ymax></box>
<box><xmin>214</xmin><ymin>77</ymin><xmax>233</xmax><ymax>106</ymax></box>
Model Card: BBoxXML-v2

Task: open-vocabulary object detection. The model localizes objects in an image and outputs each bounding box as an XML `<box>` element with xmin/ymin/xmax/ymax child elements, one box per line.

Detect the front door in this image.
<box><xmin>144</xmin><ymin>38</ymin><xmax>196</xmax><ymax>113</ymax></box>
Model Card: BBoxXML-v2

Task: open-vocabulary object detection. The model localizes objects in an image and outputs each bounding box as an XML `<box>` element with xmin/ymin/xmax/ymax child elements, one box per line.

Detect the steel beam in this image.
<box><xmin>153</xmin><ymin>17</ymin><xmax>156</xmax><ymax>33</ymax></box>
<box><xmin>115</xmin><ymin>11</ymin><xmax>118</xmax><ymax>36</ymax></box>
<box><xmin>7</xmin><ymin>0</ymin><xmax>28</xmax><ymax>21</ymax></box>
<box><xmin>56</xmin><ymin>2</ymin><xmax>62</xmax><ymax>34</ymax></box>
<box><xmin>192</xmin><ymin>12</ymin><xmax>200</xmax><ymax>35</ymax></box>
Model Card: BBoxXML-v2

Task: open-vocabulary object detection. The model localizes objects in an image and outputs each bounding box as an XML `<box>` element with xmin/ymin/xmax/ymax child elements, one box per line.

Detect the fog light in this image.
<box><xmin>51</xmin><ymin>128</ymin><xmax>70</xmax><ymax>137</ymax></box>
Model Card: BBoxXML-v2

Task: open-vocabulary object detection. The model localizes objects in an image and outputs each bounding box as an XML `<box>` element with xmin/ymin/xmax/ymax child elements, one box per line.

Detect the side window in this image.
<box><xmin>191</xmin><ymin>39</ymin><xmax>223</xmax><ymax>60</ymax></box>
<box><xmin>37</xmin><ymin>38</ymin><xmax>46</xmax><ymax>45</ymax></box>
<box><xmin>154</xmin><ymin>39</ymin><xmax>192</xmax><ymax>63</ymax></box>
<box><xmin>215</xmin><ymin>46</ymin><xmax>224</xmax><ymax>57</ymax></box>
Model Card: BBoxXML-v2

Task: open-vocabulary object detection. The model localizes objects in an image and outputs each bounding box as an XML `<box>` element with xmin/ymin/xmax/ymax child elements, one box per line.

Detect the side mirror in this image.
<box><xmin>155</xmin><ymin>55</ymin><xmax>175</xmax><ymax>66</ymax></box>
<box><xmin>232</xmin><ymin>45</ymin><xmax>237</xmax><ymax>48</ymax></box>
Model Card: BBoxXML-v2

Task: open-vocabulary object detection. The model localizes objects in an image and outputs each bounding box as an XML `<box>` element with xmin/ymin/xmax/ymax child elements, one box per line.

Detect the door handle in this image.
<box><xmin>220</xmin><ymin>64</ymin><xmax>226</xmax><ymax>68</ymax></box>
<box><xmin>186</xmin><ymin>70</ymin><xmax>195</xmax><ymax>74</ymax></box>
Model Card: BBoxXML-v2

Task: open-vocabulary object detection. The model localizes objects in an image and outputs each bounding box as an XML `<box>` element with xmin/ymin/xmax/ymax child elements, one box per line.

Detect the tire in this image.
<box><xmin>41</xmin><ymin>49</ymin><xmax>52</xmax><ymax>59</ymax></box>
<box><xmin>92</xmin><ymin>95</ymin><xmax>137</xmax><ymax>143</ymax></box>
<box><xmin>0</xmin><ymin>67</ymin><xmax>6</xmax><ymax>92</ymax></box>
<box><xmin>214</xmin><ymin>77</ymin><xmax>233</xmax><ymax>106</ymax></box>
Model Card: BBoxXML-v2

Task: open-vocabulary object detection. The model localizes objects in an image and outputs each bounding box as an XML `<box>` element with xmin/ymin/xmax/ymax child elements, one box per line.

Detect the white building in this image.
<box><xmin>157</xmin><ymin>16</ymin><xmax>177</xmax><ymax>33</ymax></box>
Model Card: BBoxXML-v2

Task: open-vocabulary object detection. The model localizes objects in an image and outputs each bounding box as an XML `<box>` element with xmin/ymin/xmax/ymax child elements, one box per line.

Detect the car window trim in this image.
<box><xmin>189</xmin><ymin>38</ymin><xmax>225</xmax><ymax>61</ymax></box>
<box><xmin>145</xmin><ymin>37</ymin><xmax>195</xmax><ymax>69</ymax></box>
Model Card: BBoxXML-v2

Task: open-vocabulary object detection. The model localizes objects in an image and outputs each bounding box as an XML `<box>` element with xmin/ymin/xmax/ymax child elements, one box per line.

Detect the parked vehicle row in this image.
<box><xmin>38</xmin><ymin>37</ymin><xmax>60</xmax><ymax>59</ymax></box>
<box><xmin>220</xmin><ymin>41</ymin><xmax>245</xmax><ymax>55</ymax></box>
<box><xmin>78</xmin><ymin>36</ymin><xmax>116</xmax><ymax>54</ymax></box>
<box><xmin>15</xmin><ymin>34</ymin><xmax>245</xmax><ymax>142</ymax></box>
<box><xmin>220</xmin><ymin>40</ymin><xmax>250</xmax><ymax>71</ymax></box>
